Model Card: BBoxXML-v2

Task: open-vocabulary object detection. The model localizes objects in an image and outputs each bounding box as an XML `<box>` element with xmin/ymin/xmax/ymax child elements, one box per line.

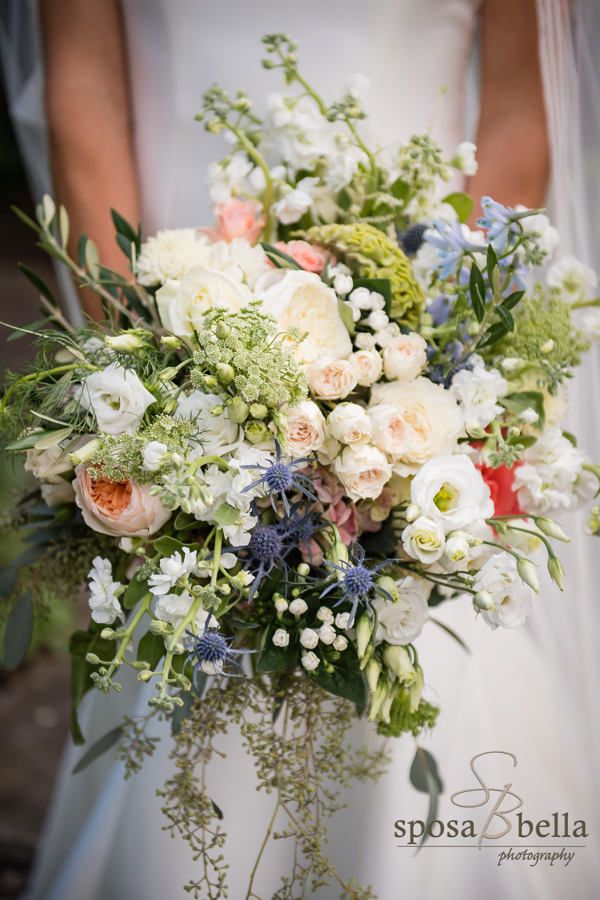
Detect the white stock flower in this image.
<box><xmin>513</xmin><ymin>427</ymin><xmax>595</xmax><ymax>514</ymax></box>
<box><xmin>75</xmin><ymin>363</ymin><xmax>155</xmax><ymax>435</ymax></box>
<box><xmin>136</xmin><ymin>229</ymin><xmax>212</xmax><ymax>286</ymax></box>
<box><xmin>348</xmin><ymin>287</ymin><xmax>373</xmax><ymax>310</ymax></box>
<box><xmin>156</xmin><ymin>267</ymin><xmax>250</xmax><ymax>336</ymax></box>
<box><xmin>345</xmin><ymin>73</ymin><xmax>372</xmax><ymax>104</ymax></box>
<box><xmin>382</xmin><ymin>332</ymin><xmax>427</xmax><ymax>382</ymax></box>
<box><xmin>349</xmin><ymin>349</ymin><xmax>383</xmax><ymax>386</ymax></box>
<box><xmin>273</xmin><ymin>184</ymin><xmax>314</xmax><ymax>224</ymax></box>
<box><xmin>369</xmin><ymin>378</ymin><xmax>464</xmax><ymax>475</ymax></box>
<box><xmin>372</xmin><ymin>576</ymin><xmax>430</xmax><ymax>644</ymax></box>
<box><xmin>582</xmin><ymin>310</ymin><xmax>600</xmax><ymax>341</ymax></box>
<box><xmin>148</xmin><ymin>548</ymin><xmax>198</xmax><ymax>596</ymax></box>
<box><xmin>142</xmin><ymin>441</ymin><xmax>169</xmax><ymax>472</ymax></box>
<box><xmin>259</xmin><ymin>270</ymin><xmax>352</xmax><ymax>364</ymax></box>
<box><xmin>155</xmin><ymin>590</ymin><xmax>211</xmax><ymax>634</ymax></box>
<box><xmin>300</xmin><ymin>628</ymin><xmax>319</xmax><ymax>649</ymax></box>
<box><xmin>474</xmin><ymin>552</ymin><xmax>536</xmax><ymax>630</ymax></box>
<box><xmin>410</xmin><ymin>455</ymin><xmax>494</xmax><ymax>533</ymax></box>
<box><xmin>333</xmin><ymin>443</ymin><xmax>392</xmax><ymax>501</ymax></box>
<box><xmin>515</xmin><ymin>205</ymin><xmax>559</xmax><ymax>258</ymax></box>
<box><xmin>402</xmin><ymin>516</ymin><xmax>445</xmax><ymax>563</ymax></box>
<box><xmin>307</xmin><ymin>357</ymin><xmax>357</xmax><ymax>400</ymax></box>
<box><xmin>366</xmin><ymin>309</ymin><xmax>389</xmax><ymax>331</ymax></box>
<box><xmin>227</xmin><ymin>447</ymin><xmax>272</xmax><ymax>509</ymax></box>
<box><xmin>284</xmin><ymin>400</ymin><xmax>326</xmax><ymax>455</ymax></box>
<box><xmin>87</xmin><ymin>557</ymin><xmax>124</xmax><ymax>624</ymax></box>
<box><xmin>176</xmin><ymin>391</ymin><xmax>243</xmax><ymax>456</ymax></box>
<box><xmin>221</xmin><ymin>510</ymin><xmax>258</xmax><ymax>546</ymax></box>
<box><xmin>547</xmin><ymin>255</ymin><xmax>598</xmax><ymax>303</ymax></box>
<box><xmin>324</xmin><ymin>142</ymin><xmax>369</xmax><ymax>192</ymax></box>
<box><xmin>450</xmin><ymin>356</ymin><xmax>508</xmax><ymax>427</ymax></box>
<box><xmin>327</xmin><ymin>403</ymin><xmax>371</xmax><ymax>445</ymax></box>
<box><xmin>318</xmin><ymin>623</ymin><xmax>337</xmax><ymax>644</ymax></box>
<box><xmin>301</xmin><ymin>651</ymin><xmax>320</xmax><ymax>671</ymax></box>
<box><xmin>451</xmin><ymin>141</ymin><xmax>478</xmax><ymax>176</ymax></box>
<box><xmin>267</xmin><ymin>93</ymin><xmax>327</xmax><ymax>170</ymax></box>
<box><xmin>272</xmin><ymin>628</ymin><xmax>290</xmax><ymax>647</ymax></box>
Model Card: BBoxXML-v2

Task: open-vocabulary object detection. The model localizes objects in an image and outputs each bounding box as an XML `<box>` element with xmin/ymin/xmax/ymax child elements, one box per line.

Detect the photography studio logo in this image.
<box><xmin>394</xmin><ymin>751</ymin><xmax>588</xmax><ymax>867</ymax></box>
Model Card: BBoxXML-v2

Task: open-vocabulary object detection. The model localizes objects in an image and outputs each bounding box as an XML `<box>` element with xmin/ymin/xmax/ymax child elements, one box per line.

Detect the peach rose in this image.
<box><xmin>274</xmin><ymin>241</ymin><xmax>327</xmax><ymax>274</ymax></box>
<box><xmin>200</xmin><ymin>199</ymin><xmax>265</xmax><ymax>245</ymax></box>
<box><xmin>382</xmin><ymin>332</ymin><xmax>428</xmax><ymax>382</ymax></box>
<box><xmin>306</xmin><ymin>357</ymin><xmax>357</xmax><ymax>400</ymax></box>
<box><xmin>73</xmin><ymin>464</ymin><xmax>171</xmax><ymax>536</ymax></box>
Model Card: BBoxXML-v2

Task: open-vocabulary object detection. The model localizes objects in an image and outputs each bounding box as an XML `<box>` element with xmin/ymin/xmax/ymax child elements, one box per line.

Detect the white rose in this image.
<box><xmin>300</xmin><ymin>628</ymin><xmax>319</xmax><ymax>649</ymax></box>
<box><xmin>156</xmin><ymin>267</ymin><xmax>250</xmax><ymax>336</ymax></box>
<box><xmin>402</xmin><ymin>516</ymin><xmax>445</xmax><ymax>563</ymax></box>
<box><xmin>307</xmin><ymin>357</ymin><xmax>357</xmax><ymax>400</ymax></box>
<box><xmin>333</xmin><ymin>443</ymin><xmax>392</xmax><ymax>501</ymax></box>
<box><xmin>176</xmin><ymin>391</ymin><xmax>242</xmax><ymax>456</ymax></box>
<box><xmin>75</xmin><ymin>362</ymin><xmax>156</xmax><ymax>435</ymax></box>
<box><xmin>382</xmin><ymin>332</ymin><xmax>428</xmax><ymax>382</ymax></box>
<box><xmin>327</xmin><ymin>403</ymin><xmax>371</xmax><ymax>445</ymax></box>
<box><xmin>40</xmin><ymin>481</ymin><xmax>76</xmax><ymax>507</ymax></box>
<box><xmin>474</xmin><ymin>551</ymin><xmax>536</xmax><ymax>630</ymax></box>
<box><xmin>349</xmin><ymin>349</ymin><xmax>383</xmax><ymax>386</ymax></box>
<box><xmin>450</xmin><ymin>356</ymin><xmax>507</xmax><ymax>428</ymax></box>
<box><xmin>301</xmin><ymin>651</ymin><xmax>320</xmax><ymax>671</ymax></box>
<box><xmin>369</xmin><ymin>378</ymin><xmax>464</xmax><ymax>475</ymax></box>
<box><xmin>318</xmin><ymin>623</ymin><xmax>337</xmax><ymax>645</ymax></box>
<box><xmin>410</xmin><ymin>454</ymin><xmax>494</xmax><ymax>533</ymax></box>
<box><xmin>316</xmin><ymin>435</ymin><xmax>341</xmax><ymax>466</ymax></box>
<box><xmin>284</xmin><ymin>400</ymin><xmax>326</xmax><ymax>456</ymax></box>
<box><xmin>372</xmin><ymin>576</ymin><xmax>430</xmax><ymax>644</ymax></box>
<box><xmin>142</xmin><ymin>441</ymin><xmax>169</xmax><ymax>472</ymax></box>
<box><xmin>25</xmin><ymin>444</ymin><xmax>73</xmax><ymax>483</ymax></box>
<box><xmin>272</xmin><ymin>628</ymin><xmax>290</xmax><ymax>647</ymax></box>
<box><xmin>259</xmin><ymin>270</ymin><xmax>352</xmax><ymax>363</ymax></box>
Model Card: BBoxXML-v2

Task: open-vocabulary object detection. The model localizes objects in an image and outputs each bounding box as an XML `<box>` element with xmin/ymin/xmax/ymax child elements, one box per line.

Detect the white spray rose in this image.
<box><xmin>333</xmin><ymin>443</ymin><xmax>392</xmax><ymax>501</ymax></box>
<box><xmin>450</xmin><ymin>356</ymin><xmax>507</xmax><ymax>427</ymax></box>
<box><xmin>382</xmin><ymin>333</ymin><xmax>427</xmax><ymax>382</ymax></box>
<box><xmin>327</xmin><ymin>403</ymin><xmax>371</xmax><ymax>445</ymax></box>
<box><xmin>349</xmin><ymin>349</ymin><xmax>383</xmax><ymax>386</ymax></box>
<box><xmin>410</xmin><ymin>455</ymin><xmax>494</xmax><ymax>534</ymax></box>
<box><xmin>284</xmin><ymin>400</ymin><xmax>326</xmax><ymax>455</ymax></box>
<box><xmin>75</xmin><ymin>363</ymin><xmax>156</xmax><ymax>435</ymax></box>
<box><xmin>156</xmin><ymin>267</ymin><xmax>250</xmax><ymax>336</ymax></box>
<box><xmin>402</xmin><ymin>516</ymin><xmax>445</xmax><ymax>563</ymax></box>
<box><xmin>259</xmin><ymin>270</ymin><xmax>352</xmax><ymax>363</ymax></box>
<box><xmin>306</xmin><ymin>357</ymin><xmax>357</xmax><ymax>400</ymax></box>
<box><xmin>474</xmin><ymin>551</ymin><xmax>536</xmax><ymax>630</ymax></box>
<box><xmin>372</xmin><ymin>576</ymin><xmax>430</xmax><ymax>644</ymax></box>
<box><xmin>369</xmin><ymin>378</ymin><xmax>464</xmax><ymax>475</ymax></box>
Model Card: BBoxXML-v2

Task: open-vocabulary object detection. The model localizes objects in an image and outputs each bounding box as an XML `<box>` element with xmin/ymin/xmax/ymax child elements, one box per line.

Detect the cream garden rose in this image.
<box><xmin>156</xmin><ymin>267</ymin><xmax>250</xmax><ymax>336</ymax></box>
<box><xmin>259</xmin><ymin>270</ymin><xmax>352</xmax><ymax>363</ymax></box>
<box><xmin>327</xmin><ymin>403</ymin><xmax>371</xmax><ymax>445</ymax></box>
<box><xmin>306</xmin><ymin>357</ymin><xmax>357</xmax><ymax>400</ymax></box>
<box><xmin>382</xmin><ymin>332</ymin><xmax>427</xmax><ymax>381</ymax></box>
<box><xmin>284</xmin><ymin>400</ymin><xmax>326</xmax><ymax>455</ymax></box>
<box><xmin>75</xmin><ymin>363</ymin><xmax>156</xmax><ymax>436</ymax></box>
<box><xmin>349</xmin><ymin>349</ymin><xmax>383</xmax><ymax>386</ymax></box>
<box><xmin>333</xmin><ymin>443</ymin><xmax>392</xmax><ymax>501</ymax></box>
<box><xmin>369</xmin><ymin>377</ymin><xmax>464</xmax><ymax>475</ymax></box>
<box><xmin>73</xmin><ymin>464</ymin><xmax>171</xmax><ymax>537</ymax></box>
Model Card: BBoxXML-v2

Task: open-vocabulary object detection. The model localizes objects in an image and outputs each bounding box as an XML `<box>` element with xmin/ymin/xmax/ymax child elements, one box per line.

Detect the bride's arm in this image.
<box><xmin>40</xmin><ymin>0</ymin><xmax>139</xmax><ymax>320</ymax></box>
<box><xmin>467</xmin><ymin>0</ymin><xmax>549</xmax><ymax>215</ymax></box>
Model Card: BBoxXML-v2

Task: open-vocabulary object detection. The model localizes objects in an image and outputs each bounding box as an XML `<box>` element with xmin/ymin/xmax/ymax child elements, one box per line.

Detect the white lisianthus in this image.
<box><xmin>474</xmin><ymin>552</ymin><xmax>536</xmax><ymax>630</ymax></box>
<box><xmin>402</xmin><ymin>516</ymin><xmax>445</xmax><ymax>563</ymax></box>
<box><xmin>259</xmin><ymin>270</ymin><xmax>352</xmax><ymax>363</ymax></box>
<box><xmin>410</xmin><ymin>455</ymin><xmax>494</xmax><ymax>533</ymax></box>
<box><xmin>301</xmin><ymin>651</ymin><xmax>320</xmax><ymax>671</ymax></box>
<box><xmin>87</xmin><ymin>557</ymin><xmax>124</xmax><ymax>624</ymax></box>
<box><xmin>382</xmin><ymin>332</ymin><xmax>428</xmax><ymax>382</ymax></box>
<box><xmin>300</xmin><ymin>628</ymin><xmax>319</xmax><ymax>649</ymax></box>
<box><xmin>450</xmin><ymin>356</ymin><xmax>507</xmax><ymax>427</ymax></box>
<box><xmin>306</xmin><ymin>357</ymin><xmax>357</xmax><ymax>400</ymax></box>
<box><xmin>142</xmin><ymin>441</ymin><xmax>169</xmax><ymax>472</ymax></box>
<box><xmin>176</xmin><ymin>391</ymin><xmax>243</xmax><ymax>457</ymax></box>
<box><xmin>318</xmin><ymin>623</ymin><xmax>337</xmax><ymax>645</ymax></box>
<box><xmin>327</xmin><ymin>403</ymin><xmax>371</xmax><ymax>445</ymax></box>
<box><xmin>148</xmin><ymin>548</ymin><xmax>198</xmax><ymax>596</ymax></box>
<box><xmin>25</xmin><ymin>444</ymin><xmax>73</xmax><ymax>483</ymax></box>
<box><xmin>372</xmin><ymin>576</ymin><xmax>430</xmax><ymax>644</ymax></box>
<box><xmin>335</xmin><ymin>612</ymin><xmax>351</xmax><ymax>630</ymax></box>
<box><xmin>136</xmin><ymin>229</ymin><xmax>212</xmax><ymax>286</ymax></box>
<box><xmin>369</xmin><ymin>377</ymin><xmax>464</xmax><ymax>475</ymax></box>
<box><xmin>349</xmin><ymin>349</ymin><xmax>383</xmax><ymax>386</ymax></box>
<box><xmin>513</xmin><ymin>427</ymin><xmax>596</xmax><ymax>513</ymax></box>
<box><xmin>450</xmin><ymin>141</ymin><xmax>478</xmax><ymax>176</ymax></box>
<box><xmin>156</xmin><ymin>267</ymin><xmax>250</xmax><ymax>336</ymax></box>
<box><xmin>284</xmin><ymin>400</ymin><xmax>326</xmax><ymax>455</ymax></box>
<box><xmin>444</xmin><ymin>532</ymin><xmax>472</xmax><ymax>566</ymax></box>
<box><xmin>333</xmin><ymin>443</ymin><xmax>392</xmax><ymax>501</ymax></box>
<box><xmin>547</xmin><ymin>255</ymin><xmax>598</xmax><ymax>303</ymax></box>
<box><xmin>41</xmin><ymin>481</ymin><xmax>76</xmax><ymax>507</ymax></box>
<box><xmin>75</xmin><ymin>363</ymin><xmax>156</xmax><ymax>435</ymax></box>
<box><xmin>272</xmin><ymin>628</ymin><xmax>290</xmax><ymax>648</ymax></box>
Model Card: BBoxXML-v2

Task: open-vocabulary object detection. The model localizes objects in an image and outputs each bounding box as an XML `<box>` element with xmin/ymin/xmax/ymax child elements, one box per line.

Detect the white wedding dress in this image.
<box><xmin>4</xmin><ymin>1</ymin><xmax>599</xmax><ymax>898</ymax></box>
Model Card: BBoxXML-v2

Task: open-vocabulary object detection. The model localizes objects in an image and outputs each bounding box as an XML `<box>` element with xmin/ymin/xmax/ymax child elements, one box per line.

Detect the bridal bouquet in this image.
<box><xmin>2</xmin><ymin>34</ymin><xmax>600</xmax><ymax>899</ymax></box>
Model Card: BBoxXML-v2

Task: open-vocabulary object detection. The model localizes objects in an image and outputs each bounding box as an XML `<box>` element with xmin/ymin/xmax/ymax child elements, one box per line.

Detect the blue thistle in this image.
<box><xmin>184</xmin><ymin>611</ymin><xmax>252</xmax><ymax>682</ymax></box>
<box><xmin>241</xmin><ymin>440</ymin><xmax>317</xmax><ymax>514</ymax></box>
<box><xmin>320</xmin><ymin>543</ymin><xmax>398</xmax><ymax>626</ymax></box>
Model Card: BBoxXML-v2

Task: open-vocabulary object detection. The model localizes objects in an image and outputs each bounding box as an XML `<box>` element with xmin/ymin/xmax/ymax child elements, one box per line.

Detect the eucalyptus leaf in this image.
<box><xmin>0</xmin><ymin>567</ymin><xmax>19</xmax><ymax>598</ymax></box>
<box><xmin>7</xmin><ymin>431</ymin><xmax>50</xmax><ymax>451</ymax></box>
<box><xmin>77</xmin><ymin>233</ymin><xmax>88</xmax><ymax>269</ymax></box>
<box><xmin>486</xmin><ymin>244</ymin><xmax>499</xmax><ymax>281</ymax></box>
<box><xmin>212</xmin><ymin>800</ymin><xmax>224</xmax><ymax>820</ymax></box>
<box><xmin>17</xmin><ymin>263</ymin><xmax>57</xmax><ymax>306</ymax></box>
<box><xmin>338</xmin><ymin>299</ymin><xmax>356</xmax><ymax>337</ymax></box>
<box><xmin>72</xmin><ymin>725</ymin><xmax>124</xmax><ymax>775</ymax></box>
<box><xmin>410</xmin><ymin>747</ymin><xmax>443</xmax><ymax>848</ymax></box>
<box><xmin>11</xmin><ymin>204</ymin><xmax>42</xmax><ymax>234</ymax></box>
<box><xmin>500</xmin><ymin>290</ymin><xmax>525</xmax><ymax>311</ymax></box>
<box><xmin>59</xmin><ymin>205</ymin><xmax>70</xmax><ymax>248</ymax></box>
<box><xmin>442</xmin><ymin>191</ymin><xmax>474</xmax><ymax>224</ymax></box>
<box><xmin>33</xmin><ymin>426</ymin><xmax>73</xmax><ymax>450</ymax></box>
<box><xmin>2</xmin><ymin>590</ymin><xmax>33</xmax><ymax>670</ymax></box>
<box><xmin>496</xmin><ymin>305</ymin><xmax>515</xmax><ymax>332</ymax></box>
<box><xmin>477</xmin><ymin>321</ymin><xmax>510</xmax><ymax>349</ymax></box>
<box><xmin>301</xmin><ymin>867</ymin><xmax>314</xmax><ymax>899</ymax></box>
<box><xmin>85</xmin><ymin>239</ymin><xmax>101</xmax><ymax>280</ymax></box>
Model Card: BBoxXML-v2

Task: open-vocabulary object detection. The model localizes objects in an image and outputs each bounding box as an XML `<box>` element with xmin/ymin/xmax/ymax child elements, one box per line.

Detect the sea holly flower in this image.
<box><xmin>240</xmin><ymin>440</ymin><xmax>316</xmax><ymax>514</ymax></box>
<box><xmin>321</xmin><ymin>543</ymin><xmax>397</xmax><ymax>626</ymax></box>
<box><xmin>184</xmin><ymin>611</ymin><xmax>253</xmax><ymax>680</ymax></box>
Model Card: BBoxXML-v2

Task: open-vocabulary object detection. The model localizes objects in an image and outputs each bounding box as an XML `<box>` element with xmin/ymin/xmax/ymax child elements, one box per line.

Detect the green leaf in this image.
<box><xmin>214</xmin><ymin>503</ymin><xmax>240</xmax><ymax>527</ymax></box>
<box><xmin>59</xmin><ymin>205</ymin><xmax>70</xmax><ymax>248</ymax></box>
<box><xmin>72</xmin><ymin>725</ymin><xmax>124</xmax><ymax>774</ymax></box>
<box><xmin>477</xmin><ymin>321</ymin><xmax>510</xmax><ymax>349</ymax></box>
<box><xmin>137</xmin><ymin>630</ymin><xmax>165</xmax><ymax>670</ymax></box>
<box><xmin>85</xmin><ymin>239</ymin><xmax>101</xmax><ymax>280</ymax></box>
<box><xmin>410</xmin><ymin>747</ymin><xmax>443</xmax><ymax>847</ymax></box>
<box><xmin>11</xmin><ymin>204</ymin><xmax>42</xmax><ymax>234</ymax></box>
<box><xmin>301</xmin><ymin>867</ymin><xmax>314</xmax><ymax>899</ymax></box>
<box><xmin>211</xmin><ymin>799</ymin><xmax>224</xmax><ymax>820</ymax></box>
<box><xmin>111</xmin><ymin>208</ymin><xmax>140</xmax><ymax>249</ymax></box>
<box><xmin>33</xmin><ymin>427</ymin><xmax>73</xmax><ymax>450</ymax></box>
<box><xmin>469</xmin><ymin>264</ymin><xmax>485</xmax><ymax>323</ymax></box>
<box><xmin>174</xmin><ymin>511</ymin><xmax>197</xmax><ymax>532</ymax></box>
<box><xmin>338</xmin><ymin>298</ymin><xmax>356</xmax><ymax>337</ymax></box>
<box><xmin>6</xmin><ymin>431</ymin><xmax>48</xmax><ymax>451</ymax></box>
<box><xmin>256</xmin><ymin>621</ymin><xmax>298</xmax><ymax>673</ymax></box>
<box><xmin>2</xmin><ymin>590</ymin><xmax>33</xmax><ymax>670</ymax></box>
<box><xmin>430</xmin><ymin>618</ymin><xmax>471</xmax><ymax>653</ymax></box>
<box><xmin>390</xmin><ymin>178</ymin><xmax>410</xmax><ymax>203</ymax></box>
<box><xmin>312</xmin><ymin>644</ymin><xmax>366</xmax><ymax>705</ymax></box>
<box><xmin>352</xmin><ymin>278</ymin><xmax>392</xmax><ymax>316</ymax></box>
<box><xmin>486</xmin><ymin>244</ymin><xmax>499</xmax><ymax>280</ymax></box>
<box><xmin>500</xmin><ymin>290</ymin><xmax>525</xmax><ymax>311</ymax></box>
<box><xmin>496</xmin><ymin>305</ymin><xmax>515</xmax><ymax>332</ymax></box>
<box><xmin>260</xmin><ymin>242</ymin><xmax>304</xmax><ymax>270</ymax></box>
<box><xmin>153</xmin><ymin>536</ymin><xmax>184</xmax><ymax>557</ymax></box>
<box><xmin>116</xmin><ymin>233</ymin><xmax>134</xmax><ymax>259</ymax></box>
<box><xmin>77</xmin><ymin>233</ymin><xmax>88</xmax><ymax>269</ymax></box>
<box><xmin>6</xmin><ymin>318</ymin><xmax>49</xmax><ymax>341</ymax></box>
<box><xmin>563</xmin><ymin>430</ymin><xmax>577</xmax><ymax>447</ymax></box>
<box><xmin>123</xmin><ymin>573</ymin><xmax>150</xmax><ymax>610</ymax></box>
<box><xmin>17</xmin><ymin>263</ymin><xmax>57</xmax><ymax>306</ymax></box>
<box><xmin>499</xmin><ymin>390</ymin><xmax>545</xmax><ymax>431</ymax></box>
<box><xmin>0</xmin><ymin>567</ymin><xmax>19</xmax><ymax>598</ymax></box>
<box><xmin>442</xmin><ymin>191</ymin><xmax>474</xmax><ymax>224</ymax></box>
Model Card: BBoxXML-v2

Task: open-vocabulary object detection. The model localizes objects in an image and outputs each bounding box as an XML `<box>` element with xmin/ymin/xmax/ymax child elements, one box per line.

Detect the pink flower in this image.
<box><xmin>274</xmin><ymin>240</ymin><xmax>328</xmax><ymax>274</ymax></box>
<box><xmin>73</xmin><ymin>464</ymin><xmax>171</xmax><ymax>537</ymax></box>
<box><xmin>200</xmin><ymin>199</ymin><xmax>265</xmax><ymax>245</ymax></box>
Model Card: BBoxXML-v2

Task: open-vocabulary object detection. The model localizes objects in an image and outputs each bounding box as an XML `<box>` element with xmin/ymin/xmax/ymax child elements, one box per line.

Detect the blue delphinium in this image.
<box><xmin>321</xmin><ymin>543</ymin><xmax>397</xmax><ymax>626</ymax></box>
<box><xmin>184</xmin><ymin>611</ymin><xmax>253</xmax><ymax>682</ymax></box>
<box><xmin>477</xmin><ymin>196</ymin><xmax>522</xmax><ymax>252</ymax></box>
<box><xmin>425</xmin><ymin>219</ymin><xmax>482</xmax><ymax>280</ymax></box>
<box><xmin>241</xmin><ymin>440</ymin><xmax>316</xmax><ymax>514</ymax></box>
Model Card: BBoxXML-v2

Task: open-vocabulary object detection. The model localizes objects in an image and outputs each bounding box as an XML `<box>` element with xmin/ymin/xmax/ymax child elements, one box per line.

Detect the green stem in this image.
<box><xmin>1</xmin><ymin>363</ymin><xmax>98</xmax><ymax>409</ymax></box>
<box><xmin>571</xmin><ymin>297</ymin><xmax>600</xmax><ymax>310</ymax></box>
<box><xmin>226</xmin><ymin>124</ymin><xmax>274</xmax><ymax>237</ymax></box>
<box><xmin>106</xmin><ymin>592</ymin><xmax>152</xmax><ymax>679</ymax></box>
<box><xmin>187</xmin><ymin>455</ymin><xmax>230</xmax><ymax>474</ymax></box>
<box><xmin>161</xmin><ymin>592</ymin><xmax>204</xmax><ymax>685</ymax></box>
<box><xmin>211</xmin><ymin>529</ymin><xmax>222</xmax><ymax>588</ymax></box>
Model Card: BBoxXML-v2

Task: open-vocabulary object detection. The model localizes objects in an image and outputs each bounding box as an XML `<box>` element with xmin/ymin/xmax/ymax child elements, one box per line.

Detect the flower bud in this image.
<box><xmin>367</xmin><ymin>679</ymin><xmax>387</xmax><ymax>722</ymax></box>
<box><xmin>297</xmin><ymin>563</ymin><xmax>310</xmax><ymax>576</ymax></box>
<box><xmin>105</xmin><ymin>333</ymin><xmax>143</xmax><ymax>351</ymax></box>
<box><xmin>69</xmin><ymin>438</ymin><xmax>100</xmax><ymax>466</ymax></box>
<box><xmin>100</xmin><ymin>628</ymin><xmax>116</xmax><ymax>640</ymax></box>
<box><xmin>249</xmin><ymin>403</ymin><xmax>268</xmax><ymax>420</ymax></box>
<box><xmin>274</xmin><ymin>596</ymin><xmax>289</xmax><ymax>616</ymax></box>
<box><xmin>161</xmin><ymin>335</ymin><xmax>181</xmax><ymax>350</ymax></box>
<box><xmin>548</xmin><ymin>556</ymin><xmax>565</xmax><ymax>591</ymax></box>
<box><xmin>325</xmin><ymin>528</ymin><xmax>349</xmax><ymax>573</ymax></box>
<box><xmin>376</xmin><ymin>575</ymin><xmax>399</xmax><ymax>603</ymax></box>
<box><xmin>540</xmin><ymin>339</ymin><xmax>555</xmax><ymax>354</ymax></box>
<box><xmin>137</xmin><ymin>670</ymin><xmax>153</xmax><ymax>682</ymax></box>
<box><xmin>203</xmin><ymin>375</ymin><xmax>219</xmax><ymax>390</ymax></box>
<box><xmin>473</xmin><ymin>590</ymin><xmax>494</xmax><ymax>611</ymax></box>
<box><xmin>210</xmin><ymin>405</ymin><xmax>224</xmax><ymax>416</ymax></box>
<box><xmin>215</xmin><ymin>321</ymin><xmax>230</xmax><ymax>339</ymax></box>
<box><xmin>245</xmin><ymin>420</ymin><xmax>269</xmax><ymax>444</ymax></box>
<box><xmin>517</xmin><ymin>558</ymin><xmax>540</xmax><ymax>593</ymax></box>
<box><xmin>382</xmin><ymin>644</ymin><xmax>416</xmax><ymax>684</ymax></box>
<box><xmin>356</xmin><ymin>614</ymin><xmax>373</xmax><ymax>659</ymax></box>
<box><xmin>289</xmin><ymin>598</ymin><xmax>308</xmax><ymax>616</ymax></box>
<box><xmin>465</xmin><ymin>421</ymin><xmax>487</xmax><ymax>440</ymax></box>
<box><xmin>405</xmin><ymin>503</ymin><xmax>421</xmax><ymax>523</ymax></box>
<box><xmin>85</xmin><ymin>653</ymin><xmax>100</xmax><ymax>664</ymax></box>
<box><xmin>159</xmin><ymin>367</ymin><xmax>178</xmax><ymax>382</ymax></box>
<box><xmin>365</xmin><ymin>658</ymin><xmax>381</xmax><ymax>693</ymax></box>
<box><xmin>216</xmin><ymin>362</ymin><xmax>235</xmax><ymax>385</ymax></box>
<box><xmin>227</xmin><ymin>396</ymin><xmax>249</xmax><ymax>424</ymax></box>
<box><xmin>507</xmin><ymin>426</ymin><xmax>521</xmax><ymax>440</ymax></box>
<box><xmin>534</xmin><ymin>517</ymin><xmax>570</xmax><ymax>543</ymax></box>
<box><xmin>408</xmin><ymin>665</ymin><xmax>424</xmax><ymax>713</ymax></box>
<box><xmin>149</xmin><ymin>619</ymin><xmax>168</xmax><ymax>634</ymax></box>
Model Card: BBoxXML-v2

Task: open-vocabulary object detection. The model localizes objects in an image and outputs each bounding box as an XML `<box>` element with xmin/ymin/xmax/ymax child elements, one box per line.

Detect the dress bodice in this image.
<box><xmin>120</xmin><ymin>0</ymin><xmax>482</xmax><ymax>233</ymax></box>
